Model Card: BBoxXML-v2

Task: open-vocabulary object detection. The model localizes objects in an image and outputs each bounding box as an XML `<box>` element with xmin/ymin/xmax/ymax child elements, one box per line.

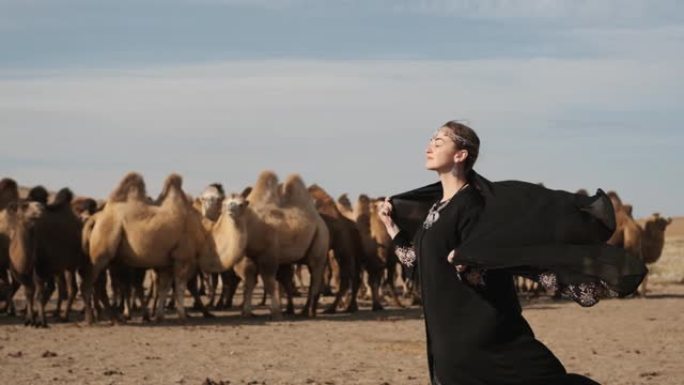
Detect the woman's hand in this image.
<box><xmin>447</xmin><ymin>249</ymin><xmax>467</xmax><ymax>272</ymax></box>
<box><xmin>378</xmin><ymin>198</ymin><xmax>400</xmax><ymax>238</ymax></box>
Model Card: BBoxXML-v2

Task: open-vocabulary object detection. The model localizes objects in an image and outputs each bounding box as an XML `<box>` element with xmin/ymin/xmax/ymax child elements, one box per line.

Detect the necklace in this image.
<box><xmin>422</xmin><ymin>183</ymin><xmax>469</xmax><ymax>229</ymax></box>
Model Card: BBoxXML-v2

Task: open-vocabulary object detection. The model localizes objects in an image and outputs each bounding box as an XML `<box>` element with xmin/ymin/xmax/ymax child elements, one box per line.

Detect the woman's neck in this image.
<box><xmin>438</xmin><ymin>168</ymin><xmax>469</xmax><ymax>202</ymax></box>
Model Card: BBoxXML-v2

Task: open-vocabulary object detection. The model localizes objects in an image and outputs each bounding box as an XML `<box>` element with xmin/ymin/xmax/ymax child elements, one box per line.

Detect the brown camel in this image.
<box><xmin>353</xmin><ymin>194</ymin><xmax>387</xmax><ymax>311</ymax></box>
<box><xmin>27</xmin><ymin>188</ymin><xmax>89</xmax><ymax>325</ymax></box>
<box><xmin>241</xmin><ymin>171</ymin><xmax>329</xmax><ymax>318</ymax></box>
<box><xmin>639</xmin><ymin>213</ymin><xmax>672</xmax><ymax>295</ymax></box>
<box><xmin>606</xmin><ymin>191</ymin><xmax>643</xmax><ymax>262</ymax></box>
<box><xmin>82</xmin><ymin>172</ymin><xmax>200</xmax><ymax>324</ymax></box>
<box><xmin>5</xmin><ymin>199</ymin><xmax>45</xmax><ymax>325</ymax></box>
<box><xmin>0</xmin><ymin>178</ymin><xmax>21</xmax><ymax>314</ymax></box>
<box><xmin>308</xmin><ymin>184</ymin><xmax>362</xmax><ymax>313</ymax></box>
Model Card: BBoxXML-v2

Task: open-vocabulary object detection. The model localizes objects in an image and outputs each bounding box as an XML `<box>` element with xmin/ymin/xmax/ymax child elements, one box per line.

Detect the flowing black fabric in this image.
<box><xmin>389</xmin><ymin>170</ymin><xmax>646</xmax><ymax>297</ymax></box>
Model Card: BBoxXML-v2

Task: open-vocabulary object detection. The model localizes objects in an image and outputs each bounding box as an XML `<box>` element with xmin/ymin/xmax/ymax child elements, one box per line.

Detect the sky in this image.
<box><xmin>1</xmin><ymin>0</ymin><xmax>683</xmax><ymax>218</ymax></box>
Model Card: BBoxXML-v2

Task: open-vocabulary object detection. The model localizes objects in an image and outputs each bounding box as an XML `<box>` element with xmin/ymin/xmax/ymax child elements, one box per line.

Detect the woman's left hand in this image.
<box><xmin>447</xmin><ymin>249</ymin><xmax>467</xmax><ymax>272</ymax></box>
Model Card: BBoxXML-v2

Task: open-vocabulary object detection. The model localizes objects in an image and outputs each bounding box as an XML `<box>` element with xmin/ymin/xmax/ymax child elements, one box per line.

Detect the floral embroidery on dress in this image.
<box><xmin>538</xmin><ymin>272</ymin><xmax>619</xmax><ymax>307</ymax></box>
<box><xmin>395</xmin><ymin>245</ymin><xmax>416</xmax><ymax>267</ymax></box>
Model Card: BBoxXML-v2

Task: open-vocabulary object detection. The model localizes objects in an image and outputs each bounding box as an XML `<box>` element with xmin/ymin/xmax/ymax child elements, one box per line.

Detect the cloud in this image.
<box><xmin>1</xmin><ymin>58</ymin><xmax>682</xmax><ymax>218</ymax></box>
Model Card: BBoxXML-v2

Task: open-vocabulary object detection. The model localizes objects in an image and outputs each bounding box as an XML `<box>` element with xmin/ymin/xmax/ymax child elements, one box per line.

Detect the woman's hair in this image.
<box><xmin>441</xmin><ymin>120</ymin><xmax>480</xmax><ymax>173</ymax></box>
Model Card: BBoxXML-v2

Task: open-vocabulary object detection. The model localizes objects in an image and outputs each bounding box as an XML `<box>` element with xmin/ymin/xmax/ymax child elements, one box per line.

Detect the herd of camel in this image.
<box><xmin>0</xmin><ymin>171</ymin><xmax>673</xmax><ymax>328</ymax></box>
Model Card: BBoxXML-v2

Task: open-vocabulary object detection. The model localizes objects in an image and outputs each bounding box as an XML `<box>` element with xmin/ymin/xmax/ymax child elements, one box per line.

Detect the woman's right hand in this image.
<box><xmin>378</xmin><ymin>198</ymin><xmax>400</xmax><ymax>238</ymax></box>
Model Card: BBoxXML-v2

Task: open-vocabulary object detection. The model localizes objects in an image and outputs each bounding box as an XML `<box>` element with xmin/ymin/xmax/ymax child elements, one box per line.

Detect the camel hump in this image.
<box><xmin>0</xmin><ymin>177</ymin><xmax>19</xmax><ymax>209</ymax></box>
<box><xmin>110</xmin><ymin>172</ymin><xmax>147</xmax><ymax>202</ymax></box>
<box><xmin>28</xmin><ymin>185</ymin><xmax>49</xmax><ymax>204</ymax></box>
<box><xmin>281</xmin><ymin>174</ymin><xmax>313</xmax><ymax>207</ymax></box>
<box><xmin>156</xmin><ymin>173</ymin><xmax>185</xmax><ymax>203</ymax></box>
<box><xmin>248</xmin><ymin>170</ymin><xmax>280</xmax><ymax>204</ymax></box>
<box><xmin>50</xmin><ymin>188</ymin><xmax>74</xmax><ymax>209</ymax></box>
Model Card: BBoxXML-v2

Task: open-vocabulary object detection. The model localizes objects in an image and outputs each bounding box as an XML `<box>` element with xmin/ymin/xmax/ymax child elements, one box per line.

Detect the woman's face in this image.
<box><xmin>425</xmin><ymin>128</ymin><xmax>467</xmax><ymax>172</ymax></box>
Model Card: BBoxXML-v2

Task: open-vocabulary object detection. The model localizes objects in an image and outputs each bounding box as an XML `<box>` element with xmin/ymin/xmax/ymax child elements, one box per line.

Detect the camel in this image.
<box><xmin>369</xmin><ymin>197</ymin><xmax>404</xmax><ymax>308</ymax></box>
<box><xmin>353</xmin><ymin>195</ymin><xmax>387</xmax><ymax>311</ymax></box>
<box><xmin>639</xmin><ymin>213</ymin><xmax>672</xmax><ymax>295</ymax></box>
<box><xmin>308</xmin><ymin>184</ymin><xmax>362</xmax><ymax>313</ymax></box>
<box><xmin>241</xmin><ymin>171</ymin><xmax>329</xmax><ymax>318</ymax></box>
<box><xmin>606</xmin><ymin>191</ymin><xmax>643</xmax><ymax>261</ymax></box>
<box><xmin>0</xmin><ymin>178</ymin><xmax>20</xmax><ymax>314</ymax></box>
<box><xmin>25</xmin><ymin>188</ymin><xmax>89</xmax><ymax>325</ymax></box>
<box><xmin>82</xmin><ymin>172</ymin><xmax>200</xmax><ymax>324</ymax></box>
<box><xmin>5</xmin><ymin>199</ymin><xmax>45</xmax><ymax>325</ymax></box>
<box><xmin>191</xmin><ymin>183</ymin><xmax>241</xmax><ymax>310</ymax></box>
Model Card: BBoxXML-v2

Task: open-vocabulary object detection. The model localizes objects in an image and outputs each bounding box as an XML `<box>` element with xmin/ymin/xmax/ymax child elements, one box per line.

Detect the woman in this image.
<box><xmin>378</xmin><ymin>121</ymin><xmax>646</xmax><ymax>385</ymax></box>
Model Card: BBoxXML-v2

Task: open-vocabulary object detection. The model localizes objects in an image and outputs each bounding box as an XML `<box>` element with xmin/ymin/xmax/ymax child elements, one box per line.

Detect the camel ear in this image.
<box><xmin>240</xmin><ymin>186</ymin><xmax>252</xmax><ymax>199</ymax></box>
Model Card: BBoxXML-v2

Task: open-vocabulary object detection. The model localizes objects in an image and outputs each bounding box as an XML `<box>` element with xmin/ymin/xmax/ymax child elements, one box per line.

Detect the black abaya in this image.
<box><xmin>389</xmin><ymin>171</ymin><xmax>646</xmax><ymax>385</ymax></box>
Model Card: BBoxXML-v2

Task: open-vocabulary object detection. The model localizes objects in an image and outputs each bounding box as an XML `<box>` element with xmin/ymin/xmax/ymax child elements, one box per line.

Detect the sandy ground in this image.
<box><xmin>2</xmin><ymin>229</ymin><xmax>683</xmax><ymax>385</ymax></box>
<box><xmin>0</xmin><ymin>280</ymin><xmax>682</xmax><ymax>385</ymax></box>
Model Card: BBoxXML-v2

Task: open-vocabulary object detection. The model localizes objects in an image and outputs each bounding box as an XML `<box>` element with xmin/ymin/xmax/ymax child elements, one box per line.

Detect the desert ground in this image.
<box><xmin>1</xmin><ymin>219</ymin><xmax>682</xmax><ymax>385</ymax></box>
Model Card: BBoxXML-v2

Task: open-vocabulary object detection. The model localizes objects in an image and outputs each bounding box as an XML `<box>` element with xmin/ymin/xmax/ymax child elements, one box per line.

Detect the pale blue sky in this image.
<box><xmin>1</xmin><ymin>0</ymin><xmax>682</xmax><ymax>217</ymax></box>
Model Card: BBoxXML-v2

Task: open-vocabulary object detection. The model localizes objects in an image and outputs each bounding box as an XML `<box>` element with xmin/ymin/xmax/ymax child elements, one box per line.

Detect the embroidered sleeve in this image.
<box><xmin>395</xmin><ymin>245</ymin><xmax>417</xmax><ymax>268</ymax></box>
<box><xmin>392</xmin><ymin>229</ymin><xmax>416</xmax><ymax>268</ymax></box>
<box><xmin>538</xmin><ymin>272</ymin><xmax>619</xmax><ymax>307</ymax></box>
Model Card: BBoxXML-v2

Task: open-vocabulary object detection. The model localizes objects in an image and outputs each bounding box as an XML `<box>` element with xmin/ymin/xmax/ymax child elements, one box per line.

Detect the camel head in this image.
<box><xmin>0</xmin><ymin>178</ymin><xmax>19</xmax><ymax>210</ymax></box>
<box><xmin>645</xmin><ymin>213</ymin><xmax>672</xmax><ymax>233</ymax></box>
<box><xmin>222</xmin><ymin>193</ymin><xmax>249</xmax><ymax>219</ymax></box>
<box><xmin>5</xmin><ymin>200</ymin><xmax>45</xmax><ymax>227</ymax></box>
<box><xmin>71</xmin><ymin>197</ymin><xmax>98</xmax><ymax>223</ymax></box>
<box><xmin>199</xmin><ymin>183</ymin><xmax>225</xmax><ymax>220</ymax></box>
<box><xmin>28</xmin><ymin>185</ymin><xmax>49</xmax><ymax>204</ymax></box>
<box><xmin>109</xmin><ymin>172</ymin><xmax>147</xmax><ymax>202</ymax></box>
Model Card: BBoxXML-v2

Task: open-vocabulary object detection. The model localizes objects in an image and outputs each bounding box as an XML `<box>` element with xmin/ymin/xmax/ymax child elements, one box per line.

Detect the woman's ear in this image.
<box><xmin>453</xmin><ymin>149</ymin><xmax>469</xmax><ymax>164</ymax></box>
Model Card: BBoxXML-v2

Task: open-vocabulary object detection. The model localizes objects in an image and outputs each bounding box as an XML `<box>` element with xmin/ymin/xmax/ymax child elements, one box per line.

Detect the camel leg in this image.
<box><xmin>369</xmin><ymin>268</ymin><xmax>384</xmax><ymax>311</ymax></box>
<box><xmin>22</xmin><ymin>279</ymin><xmax>36</xmax><ymax>326</ymax></box>
<box><xmin>207</xmin><ymin>272</ymin><xmax>218</xmax><ymax>308</ymax></box>
<box><xmin>61</xmin><ymin>270</ymin><xmax>77</xmax><ymax>322</ymax></box>
<box><xmin>34</xmin><ymin>271</ymin><xmax>49</xmax><ymax>328</ymax></box>
<box><xmin>276</xmin><ymin>264</ymin><xmax>296</xmax><ymax>315</ymax></box>
<box><xmin>52</xmin><ymin>274</ymin><xmax>63</xmax><ymax>319</ymax></box>
<box><xmin>82</xmin><ymin>256</ymin><xmax>118</xmax><ymax>325</ymax></box>
<box><xmin>384</xmin><ymin>253</ymin><xmax>404</xmax><ymax>308</ymax></box>
<box><xmin>640</xmin><ymin>273</ymin><xmax>649</xmax><ymax>297</ymax></box>
<box><xmin>303</xmin><ymin>254</ymin><xmax>326</xmax><ymax>318</ymax></box>
<box><xmin>219</xmin><ymin>270</ymin><xmax>240</xmax><ymax>309</ymax></box>
<box><xmin>239</xmin><ymin>258</ymin><xmax>258</xmax><ymax>317</ymax></box>
<box><xmin>186</xmin><ymin>272</ymin><xmax>214</xmax><ymax>318</ymax></box>
<box><xmin>261</xmin><ymin>260</ymin><xmax>282</xmax><ymax>321</ymax></box>
<box><xmin>153</xmin><ymin>268</ymin><xmax>173</xmax><ymax>323</ymax></box>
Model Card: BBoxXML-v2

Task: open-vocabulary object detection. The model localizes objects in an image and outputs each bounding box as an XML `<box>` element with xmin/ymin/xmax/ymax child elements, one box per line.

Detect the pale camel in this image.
<box><xmin>640</xmin><ymin>213</ymin><xmax>672</xmax><ymax>295</ymax></box>
<box><xmin>82</xmin><ymin>172</ymin><xmax>199</xmax><ymax>324</ymax></box>
<box><xmin>606</xmin><ymin>191</ymin><xmax>643</xmax><ymax>263</ymax></box>
<box><xmin>241</xmin><ymin>171</ymin><xmax>329</xmax><ymax>318</ymax></box>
